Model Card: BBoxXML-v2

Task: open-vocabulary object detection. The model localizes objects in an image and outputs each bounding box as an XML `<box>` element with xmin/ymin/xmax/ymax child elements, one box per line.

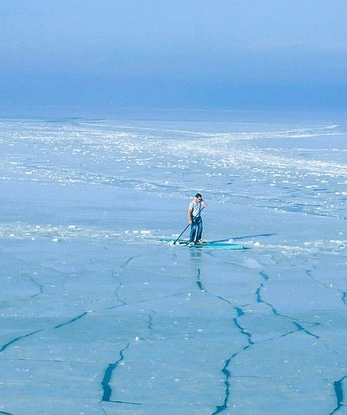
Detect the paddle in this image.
<box><xmin>173</xmin><ymin>206</ymin><xmax>205</xmax><ymax>245</ymax></box>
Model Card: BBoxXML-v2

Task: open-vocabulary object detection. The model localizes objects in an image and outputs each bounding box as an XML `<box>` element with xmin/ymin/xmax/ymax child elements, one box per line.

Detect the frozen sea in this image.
<box><xmin>0</xmin><ymin>112</ymin><xmax>346</xmax><ymax>415</ymax></box>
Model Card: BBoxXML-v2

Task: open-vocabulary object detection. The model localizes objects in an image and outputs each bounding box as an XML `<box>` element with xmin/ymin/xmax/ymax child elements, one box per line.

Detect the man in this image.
<box><xmin>188</xmin><ymin>193</ymin><xmax>207</xmax><ymax>244</ymax></box>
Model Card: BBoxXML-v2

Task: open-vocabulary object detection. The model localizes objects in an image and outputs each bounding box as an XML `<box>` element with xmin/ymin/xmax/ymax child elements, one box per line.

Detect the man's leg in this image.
<box><xmin>189</xmin><ymin>222</ymin><xmax>197</xmax><ymax>242</ymax></box>
<box><xmin>196</xmin><ymin>219</ymin><xmax>203</xmax><ymax>242</ymax></box>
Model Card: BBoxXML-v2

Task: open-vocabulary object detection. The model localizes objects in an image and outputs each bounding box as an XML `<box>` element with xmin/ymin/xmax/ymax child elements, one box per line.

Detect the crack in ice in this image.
<box><xmin>233</xmin><ymin>307</ymin><xmax>254</xmax><ymax>346</ymax></box>
<box><xmin>0</xmin><ymin>330</ymin><xmax>43</xmax><ymax>353</ymax></box>
<box><xmin>109</xmin><ymin>257</ymin><xmax>138</xmax><ymax>308</ymax></box>
<box><xmin>54</xmin><ymin>311</ymin><xmax>89</xmax><ymax>329</ymax></box>
<box><xmin>330</xmin><ymin>375</ymin><xmax>347</xmax><ymax>415</ymax></box>
<box><xmin>101</xmin><ymin>343</ymin><xmax>130</xmax><ymax>402</ymax></box>
<box><xmin>257</xmin><ymin>270</ymin><xmax>321</xmax><ymax>338</ymax></box>
<box><xmin>27</xmin><ymin>274</ymin><xmax>44</xmax><ymax>298</ymax></box>
<box><xmin>211</xmin><ymin>357</ymin><xmax>232</xmax><ymax>415</ymax></box>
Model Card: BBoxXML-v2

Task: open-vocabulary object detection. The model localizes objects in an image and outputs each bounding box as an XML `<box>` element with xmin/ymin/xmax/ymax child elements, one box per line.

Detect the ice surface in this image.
<box><xmin>0</xmin><ymin>116</ymin><xmax>346</xmax><ymax>414</ymax></box>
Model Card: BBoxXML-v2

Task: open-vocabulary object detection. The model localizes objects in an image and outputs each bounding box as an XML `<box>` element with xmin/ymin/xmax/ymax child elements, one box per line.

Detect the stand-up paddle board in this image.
<box><xmin>162</xmin><ymin>239</ymin><xmax>244</xmax><ymax>250</ymax></box>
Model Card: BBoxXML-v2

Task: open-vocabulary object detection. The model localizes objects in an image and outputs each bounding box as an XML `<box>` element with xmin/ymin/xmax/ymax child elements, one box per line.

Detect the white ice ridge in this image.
<box><xmin>0</xmin><ymin>223</ymin><xmax>155</xmax><ymax>242</ymax></box>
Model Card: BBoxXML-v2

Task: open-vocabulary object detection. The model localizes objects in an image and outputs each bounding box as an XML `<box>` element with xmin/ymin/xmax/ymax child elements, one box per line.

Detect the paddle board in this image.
<box><xmin>162</xmin><ymin>239</ymin><xmax>244</xmax><ymax>250</ymax></box>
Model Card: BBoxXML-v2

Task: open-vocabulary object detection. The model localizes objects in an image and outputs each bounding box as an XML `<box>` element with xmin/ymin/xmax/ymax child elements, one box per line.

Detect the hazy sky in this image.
<box><xmin>1</xmin><ymin>0</ymin><xmax>347</xmax><ymax>112</ymax></box>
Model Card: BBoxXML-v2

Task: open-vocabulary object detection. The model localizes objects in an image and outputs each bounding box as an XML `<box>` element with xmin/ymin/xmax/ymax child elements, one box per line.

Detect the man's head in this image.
<box><xmin>195</xmin><ymin>193</ymin><xmax>202</xmax><ymax>202</ymax></box>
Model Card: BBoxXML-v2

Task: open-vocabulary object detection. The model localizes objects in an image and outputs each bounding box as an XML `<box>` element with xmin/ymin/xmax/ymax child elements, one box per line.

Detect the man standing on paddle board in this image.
<box><xmin>188</xmin><ymin>193</ymin><xmax>207</xmax><ymax>244</ymax></box>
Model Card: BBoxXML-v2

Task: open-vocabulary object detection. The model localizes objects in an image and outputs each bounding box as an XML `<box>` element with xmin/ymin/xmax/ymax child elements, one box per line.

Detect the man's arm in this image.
<box><xmin>188</xmin><ymin>208</ymin><xmax>193</xmax><ymax>224</ymax></box>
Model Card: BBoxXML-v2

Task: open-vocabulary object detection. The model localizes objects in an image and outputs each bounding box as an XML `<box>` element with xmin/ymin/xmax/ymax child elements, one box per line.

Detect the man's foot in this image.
<box><xmin>197</xmin><ymin>239</ymin><xmax>203</xmax><ymax>244</ymax></box>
